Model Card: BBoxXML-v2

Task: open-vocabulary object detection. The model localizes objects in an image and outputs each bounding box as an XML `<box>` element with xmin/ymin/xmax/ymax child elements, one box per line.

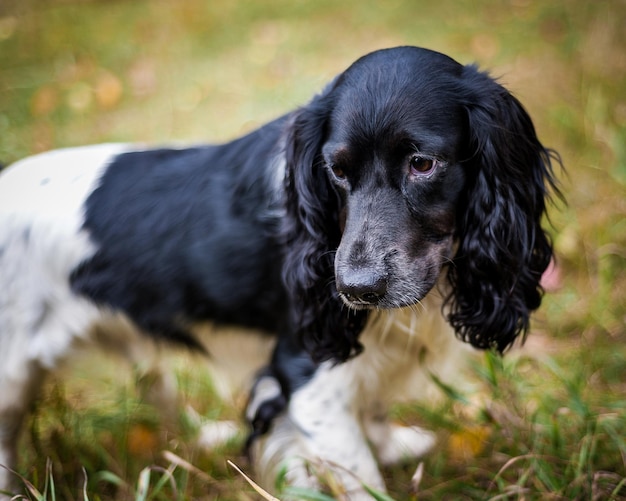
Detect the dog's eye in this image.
<box><xmin>329</xmin><ymin>164</ymin><xmax>346</xmax><ymax>180</ymax></box>
<box><xmin>409</xmin><ymin>156</ymin><xmax>435</xmax><ymax>175</ymax></box>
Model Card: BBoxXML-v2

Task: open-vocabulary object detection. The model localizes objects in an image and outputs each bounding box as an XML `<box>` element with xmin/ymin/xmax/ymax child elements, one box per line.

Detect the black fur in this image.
<box><xmin>71</xmin><ymin>121</ymin><xmax>291</xmax><ymax>348</ymax></box>
<box><xmin>447</xmin><ymin>66</ymin><xmax>561</xmax><ymax>351</ymax></box>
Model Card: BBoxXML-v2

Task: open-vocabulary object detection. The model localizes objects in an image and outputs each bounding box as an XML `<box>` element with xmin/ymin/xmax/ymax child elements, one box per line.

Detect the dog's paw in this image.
<box><xmin>245</xmin><ymin>373</ymin><xmax>286</xmax><ymax>446</ymax></box>
<box><xmin>184</xmin><ymin>405</ymin><xmax>240</xmax><ymax>450</ymax></box>
<box><xmin>195</xmin><ymin>420</ymin><xmax>241</xmax><ymax>449</ymax></box>
<box><xmin>373</xmin><ymin>424</ymin><xmax>436</xmax><ymax>466</ymax></box>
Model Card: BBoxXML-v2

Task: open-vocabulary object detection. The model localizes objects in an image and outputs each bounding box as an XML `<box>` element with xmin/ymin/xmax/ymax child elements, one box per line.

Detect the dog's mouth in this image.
<box><xmin>337</xmin><ymin>288</ymin><xmax>427</xmax><ymax>311</ymax></box>
<box><xmin>335</xmin><ymin>268</ymin><xmax>390</xmax><ymax>309</ymax></box>
<box><xmin>335</xmin><ymin>264</ymin><xmax>440</xmax><ymax>311</ymax></box>
<box><xmin>337</xmin><ymin>291</ymin><xmax>380</xmax><ymax>309</ymax></box>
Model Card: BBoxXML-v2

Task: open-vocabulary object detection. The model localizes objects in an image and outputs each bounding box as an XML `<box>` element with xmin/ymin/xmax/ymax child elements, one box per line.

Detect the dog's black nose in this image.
<box><xmin>337</xmin><ymin>269</ymin><xmax>387</xmax><ymax>304</ymax></box>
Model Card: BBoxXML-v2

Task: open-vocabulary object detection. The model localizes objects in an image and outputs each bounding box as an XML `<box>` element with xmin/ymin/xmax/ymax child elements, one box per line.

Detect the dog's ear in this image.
<box><xmin>282</xmin><ymin>87</ymin><xmax>367</xmax><ymax>363</ymax></box>
<box><xmin>448</xmin><ymin>66</ymin><xmax>562</xmax><ymax>353</ymax></box>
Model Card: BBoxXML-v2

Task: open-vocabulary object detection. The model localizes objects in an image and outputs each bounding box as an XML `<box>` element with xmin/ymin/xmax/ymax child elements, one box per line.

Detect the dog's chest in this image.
<box><xmin>352</xmin><ymin>298</ymin><xmax>470</xmax><ymax>404</ymax></box>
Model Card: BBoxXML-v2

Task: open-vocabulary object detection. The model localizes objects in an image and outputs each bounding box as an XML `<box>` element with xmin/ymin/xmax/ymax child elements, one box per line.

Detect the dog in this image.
<box><xmin>0</xmin><ymin>46</ymin><xmax>560</xmax><ymax>498</ymax></box>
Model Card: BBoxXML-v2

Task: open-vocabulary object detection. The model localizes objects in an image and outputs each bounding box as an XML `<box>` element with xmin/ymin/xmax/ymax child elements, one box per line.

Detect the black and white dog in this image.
<box><xmin>0</xmin><ymin>47</ymin><xmax>559</xmax><ymax>498</ymax></box>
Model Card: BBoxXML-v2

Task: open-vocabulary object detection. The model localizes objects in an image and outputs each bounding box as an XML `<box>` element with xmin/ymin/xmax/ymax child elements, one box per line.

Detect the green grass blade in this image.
<box><xmin>282</xmin><ymin>486</ymin><xmax>337</xmax><ymax>501</ymax></box>
<box><xmin>362</xmin><ymin>483</ymin><xmax>397</xmax><ymax>501</ymax></box>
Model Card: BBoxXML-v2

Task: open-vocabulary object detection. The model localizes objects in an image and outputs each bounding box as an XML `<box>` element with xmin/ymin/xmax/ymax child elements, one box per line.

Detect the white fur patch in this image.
<box><xmin>0</xmin><ymin>145</ymin><xmax>131</xmax><ymax>372</ymax></box>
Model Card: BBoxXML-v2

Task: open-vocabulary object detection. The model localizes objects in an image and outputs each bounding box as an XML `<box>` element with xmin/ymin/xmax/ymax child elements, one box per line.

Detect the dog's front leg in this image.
<box><xmin>362</xmin><ymin>408</ymin><xmax>436</xmax><ymax>466</ymax></box>
<box><xmin>250</xmin><ymin>361</ymin><xmax>386</xmax><ymax>500</ymax></box>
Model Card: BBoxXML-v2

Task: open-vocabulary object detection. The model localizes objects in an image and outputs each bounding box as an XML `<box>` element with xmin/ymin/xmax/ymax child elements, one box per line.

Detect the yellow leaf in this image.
<box><xmin>448</xmin><ymin>425</ymin><xmax>490</xmax><ymax>461</ymax></box>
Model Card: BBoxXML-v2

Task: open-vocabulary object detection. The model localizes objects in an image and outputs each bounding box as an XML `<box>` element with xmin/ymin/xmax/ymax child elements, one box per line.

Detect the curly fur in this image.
<box><xmin>445</xmin><ymin>66</ymin><xmax>561</xmax><ymax>351</ymax></box>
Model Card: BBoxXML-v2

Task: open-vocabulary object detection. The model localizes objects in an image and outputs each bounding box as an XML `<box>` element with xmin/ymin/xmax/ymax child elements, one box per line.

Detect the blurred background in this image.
<box><xmin>0</xmin><ymin>1</ymin><xmax>624</xmax><ymax>500</ymax></box>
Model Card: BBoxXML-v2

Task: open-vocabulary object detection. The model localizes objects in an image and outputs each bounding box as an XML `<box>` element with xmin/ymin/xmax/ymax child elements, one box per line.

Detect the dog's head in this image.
<box><xmin>283</xmin><ymin>46</ymin><xmax>561</xmax><ymax>362</ymax></box>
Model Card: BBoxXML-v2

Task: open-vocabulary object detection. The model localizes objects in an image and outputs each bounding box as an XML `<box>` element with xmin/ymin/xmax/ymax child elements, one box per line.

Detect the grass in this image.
<box><xmin>1</xmin><ymin>0</ymin><xmax>625</xmax><ymax>499</ymax></box>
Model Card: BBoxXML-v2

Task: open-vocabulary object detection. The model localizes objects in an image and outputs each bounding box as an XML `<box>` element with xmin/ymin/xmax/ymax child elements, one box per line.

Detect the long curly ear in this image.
<box><xmin>448</xmin><ymin>66</ymin><xmax>562</xmax><ymax>353</ymax></box>
<box><xmin>282</xmin><ymin>89</ymin><xmax>368</xmax><ymax>363</ymax></box>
